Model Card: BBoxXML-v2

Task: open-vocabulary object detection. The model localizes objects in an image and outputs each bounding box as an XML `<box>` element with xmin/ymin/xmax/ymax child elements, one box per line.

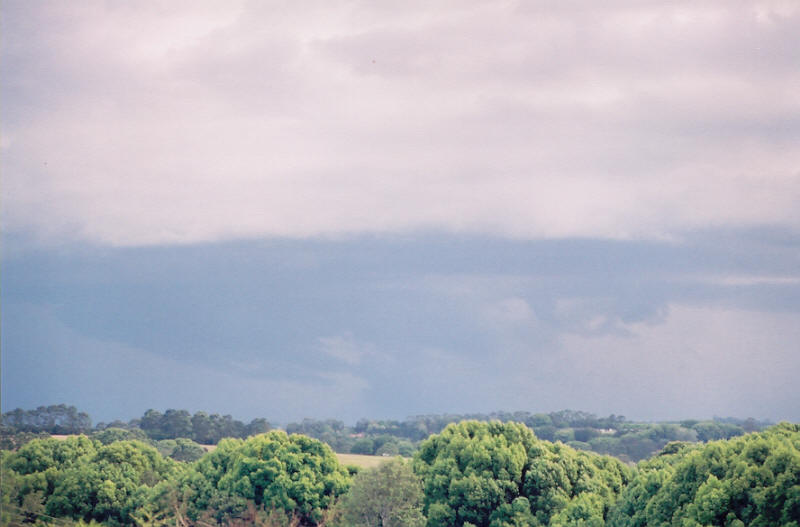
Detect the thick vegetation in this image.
<box><xmin>285</xmin><ymin>411</ymin><xmax>765</xmax><ymax>462</ymax></box>
<box><xmin>608</xmin><ymin>422</ymin><xmax>800</xmax><ymax>527</ymax></box>
<box><xmin>2</xmin><ymin>432</ymin><xmax>350</xmax><ymax>526</ymax></box>
<box><xmin>414</xmin><ymin>421</ymin><xmax>631</xmax><ymax>527</ymax></box>
<box><xmin>2</xmin><ymin>406</ymin><xmax>768</xmax><ymax>462</ymax></box>
<box><xmin>2</xmin><ymin>408</ymin><xmax>797</xmax><ymax>527</ymax></box>
<box><xmin>181</xmin><ymin>431</ymin><xmax>351</xmax><ymax>525</ymax></box>
<box><xmin>123</xmin><ymin>409</ymin><xmax>270</xmax><ymax>444</ymax></box>
<box><xmin>2</xmin><ymin>436</ymin><xmax>180</xmax><ymax>526</ymax></box>
<box><xmin>2</xmin><ymin>405</ymin><xmax>93</xmax><ymax>435</ymax></box>
<box><xmin>340</xmin><ymin>457</ymin><xmax>425</xmax><ymax>527</ymax></box>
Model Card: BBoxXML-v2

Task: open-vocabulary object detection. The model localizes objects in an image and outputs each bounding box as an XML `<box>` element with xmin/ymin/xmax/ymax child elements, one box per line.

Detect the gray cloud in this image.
<box><xmin>3</xmin><ymin>232</ymin><xmax>799</xmax><ymax>421</ymax></box>
<box><xmin>3</xmin><ymin>1</ymin><xmax>799</xmax><ymax>245</ymax></box>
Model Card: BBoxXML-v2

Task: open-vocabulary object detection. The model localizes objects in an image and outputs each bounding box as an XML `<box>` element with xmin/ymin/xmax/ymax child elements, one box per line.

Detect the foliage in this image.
<box><xmin>286</xmin><ymin>419</ymin><xmax>354</xmax><ymax>453</ymax></box>
<box><xmin>3</xmin><ymin>437</ymin><xmax>181</xmax><ymax>526</ymax></box>
<box><xmin>2</xmin><ymin>405</ymin><xmax>92</xmax><ymax>434</ymax></box>
<box><xmin>0</xmin><ymin>428</ymin><xmax>51</xmax><ymax>451</ymax></box>
<box><xmin>3</xmin><ymin>405</ymin><xmax>768</xmax><ymax>463</ymax></box>
<box><xmin>340</xmin><ymin>458</ymin><xmax>425</xmax><ymax>527</ymax></box>
<box><xmin>413</xmin><ymin>421</ymin><xmax>631</xmax><ymax>527</ymax></box>
<box><xmin>608</xmin><ymin>422</ymin><xmax>800</xmax><ymax>527</ymax></box>
<box><xmin>137</xmin><ymin>409</ymin><xmax>270</xmax><ymax>444</ymax></box>
<box><xmin>155</xmin><ymin>438</ymin><xmax>208</xmax><ymax>462</ymax></box>
<box><xmin>182</xmin><ymin>431</ymin><xmax>351</xmax><ymax>525</ymax></box>
<box><xmin>293</xmin><ymin>412</ymin><xmax>766</xmax><ymax>462</ymax></box>
<box><xmin>587</xmin><ymin>423</ymin><xmax>698</xmax><ymax>463</ymax></box>
<box><xmin>687</xmin><ymin>420</ymin><xmax>747</xmax><ymax>442</ymax></box>
<box><xmin>1</xmin><ymin>418</ymin><xmax>797</xmax><ymax>527</ymax></box>
<box><xmin>92</xmin><ymin>427</ymin><xmax>150</xmax><ymax>445</ymax></box>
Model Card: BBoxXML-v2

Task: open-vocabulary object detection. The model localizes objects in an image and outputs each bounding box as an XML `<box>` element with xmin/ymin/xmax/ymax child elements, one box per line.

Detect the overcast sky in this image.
<box><xmin>2</xmin><ymin>1</ymin><xmax>799</xmax><ymax>424</ymax></box>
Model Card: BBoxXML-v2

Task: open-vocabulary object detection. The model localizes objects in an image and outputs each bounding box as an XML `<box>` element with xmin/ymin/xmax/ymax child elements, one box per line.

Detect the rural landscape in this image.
<box><xmin>2</xmin><ymin>405</ymin><xmax>799</xmax><ymax>526</ymax></box>
<box><xmin>3</xmin><ymin>0</ymin><xmax>800</xmax><ymax>526</ymax></box>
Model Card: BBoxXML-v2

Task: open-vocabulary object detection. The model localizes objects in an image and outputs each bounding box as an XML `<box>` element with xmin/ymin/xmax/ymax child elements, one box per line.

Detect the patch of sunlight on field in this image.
<box><xmin>336</xmin><ymin>453</ymin><xmax>396</xmax><ymax>468</ymax></box>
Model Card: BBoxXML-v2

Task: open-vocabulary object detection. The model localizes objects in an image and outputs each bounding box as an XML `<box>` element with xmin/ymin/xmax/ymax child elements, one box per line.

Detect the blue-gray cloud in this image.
<box><xmin>3</xmin><ymin>230</ymin><xmax>799</xmax><ymax>422</ymax></box>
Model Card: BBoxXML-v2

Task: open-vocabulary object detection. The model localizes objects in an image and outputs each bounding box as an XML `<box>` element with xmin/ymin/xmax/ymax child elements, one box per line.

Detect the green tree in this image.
<box><xmin>93</xmin><ymin>427</ymin><xmax>149</xmax><ymax>445</ymax></box>
<box><xmin>4</xmin><ymin>437</ymin><xmax>181</xmax><ymax>526</ymax></box>
<box><xmin>47</xmin><ymin>440</ymin><xmax>180</xmax><ymax>525</ymax></box>
<box><xmin>341</xmin><ymin>458</ymin><xmax>425</xmax><ymax>527</ymax></box>
<box><xmin>351</xmin><ymin>438</ymin><xmax>375</xmax><ymax>455</ymax></box>
<box><xmin>413</xmin><ymin>421</ymin><xmax>630</xmax><ymax>527</ymax></box>
<box><xmin>169</xmin><ymin>438</ymin><xmax>207</xmax><ymax>462</ymax></box>
<box><xmin>191</xmin><ymin>411</ymin><xmax>214</xmax><ymax>444</ymax></box>
<box><xmin>184</xmin><ymin>431</ymin><xmax>350</xmax><ymax>525</ymax></box>
<box><xmin>608</xmin><ymin>422</ymin><xmax>800</xmax><ymax>527</ymax></box>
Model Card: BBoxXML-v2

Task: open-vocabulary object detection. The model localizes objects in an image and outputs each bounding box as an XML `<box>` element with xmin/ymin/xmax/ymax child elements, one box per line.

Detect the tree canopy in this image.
<box><xmin>413</xmin><ymin>420</ymin><xmax>631</xmax><ymax>527</ymax></box>
<box><xmin>182</xmin><ymin>431</ymin><xmax>351</xmax><ymax>525</ymax></box>
<box><xmin>4</xmin><ymin>437</ymin><xmax>180</xmax><ymax>526</ymax></box>
<box><xmin>608</xmin><ymin>422</ymin><xmax>800</xmax><ymax>527</ymax></box>
<box><xmin>341</xmin><ymin>457</ymin><xmax>425</xmax><ymax>527</ymax></box>
<box><xmin>1</xmin><ymin>412</ymin><xmax>795</xmax><ymax>527</ymax></box>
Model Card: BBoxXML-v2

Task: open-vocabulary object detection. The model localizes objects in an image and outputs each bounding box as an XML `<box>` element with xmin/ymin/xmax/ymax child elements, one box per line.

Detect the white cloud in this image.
<box><xmin>3</xmin><ymin>1</ymin><xmax>799</xmax><ymax>246</ymax></box>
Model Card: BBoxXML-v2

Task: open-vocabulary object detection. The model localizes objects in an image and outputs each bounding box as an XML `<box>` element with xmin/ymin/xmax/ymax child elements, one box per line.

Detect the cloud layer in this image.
<box><xmin>3</xmin><ymin>1</ymin><xmax>799</xmax><ymax>245</ymax></box>
<box><xmin>3</xmin><ymin>234</ymin><xmax>799</xmax><ymax>422</ymax></box>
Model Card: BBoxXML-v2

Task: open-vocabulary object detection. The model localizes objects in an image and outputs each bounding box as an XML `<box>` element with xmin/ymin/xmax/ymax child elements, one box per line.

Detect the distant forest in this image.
<box><xmin>1</xmin><ymin>404</ymin><xmax>771</xmax><ymax>463</ymax></box>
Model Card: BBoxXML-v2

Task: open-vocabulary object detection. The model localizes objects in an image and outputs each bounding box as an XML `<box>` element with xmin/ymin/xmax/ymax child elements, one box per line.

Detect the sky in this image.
<box><xmin>2</xmin><ymin>0</ymin><xmax>799</xmax><ymax>425</ymax></box>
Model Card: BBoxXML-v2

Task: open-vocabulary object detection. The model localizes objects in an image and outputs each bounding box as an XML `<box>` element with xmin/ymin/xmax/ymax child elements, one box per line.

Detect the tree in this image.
<box><xmin>608</xmin><ymin>422</ymin><xmax>800</xmax><ymax>527</ymax></box>
<box><xmin>413</xmin><ymin>421</ymin><xmax>631</xmax><ymax>527</ymax></box>
<box><xmin>184</xmin><ymin>431</ymin><xmax>351</xmax><ymax>525</ymax></box>
<box><xmin>191</xmin><ymin>411</ymin><xmax>214</xmax><ymax>444</ymax></box>
<box><xmin>93</xmin><ymin>427</ymin><xmax>149</xmax><ymax>445</ymax></box>
<box><xmin>5</xmin><ymin>437</ymin><xmax>181</xmax><ymax>526</ymax></box>
<box><xmin>161</xmin><ymin>409</ymin><xmax>193</xmax><ymax>439</ymax></box>
<box><xmin>351</xmin><ymin>438</ymin><xmax>375</xmax><ymax>455</ymax></box>
<box><xmin>140</xmin><ymin>409</ymin><xmax>166</xmax><ymax>440</ymax></box>
<box><xmin>169</xmin><ymin>438</ymin><xmax>207</xmax><ymax>462</ymax></box>
<box><xmin>1</xmin><ymin>405</ymin><xmax>91</xmax><ymax>434</ymax></box>
<box><xmin>341</xmin><ymin>458</ymin><xmax>425</xmax><ymax>527</ymax></box>
<box><xmin>247</xmin><ymin>418</ymin><xmax>271</xmax><ymax>437</ymax></box>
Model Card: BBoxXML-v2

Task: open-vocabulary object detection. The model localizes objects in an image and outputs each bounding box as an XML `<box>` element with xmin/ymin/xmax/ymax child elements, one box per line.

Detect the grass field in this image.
<box><xmin>335</xmin><ymin>453</ymin><xmax>391</xmax><ymax>468</ymax></box>
<box><xmin>192</xmin><ymin>445</ymin><xmax>390</xmax><ymax>469</ymax></box>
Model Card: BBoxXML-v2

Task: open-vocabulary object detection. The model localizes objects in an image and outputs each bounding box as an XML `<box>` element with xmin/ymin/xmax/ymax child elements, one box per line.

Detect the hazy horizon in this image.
<box><xmin>3</xmin><ymin>1</ymin><xmax>799</xmax><ymax>425</ymax></box>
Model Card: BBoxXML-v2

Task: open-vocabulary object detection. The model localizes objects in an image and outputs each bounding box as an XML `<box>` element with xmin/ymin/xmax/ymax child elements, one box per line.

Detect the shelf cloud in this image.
<box><xmin>2</xmin><ymin>1</ymin><xmax>799</xmax><ymax>424</ymax></box>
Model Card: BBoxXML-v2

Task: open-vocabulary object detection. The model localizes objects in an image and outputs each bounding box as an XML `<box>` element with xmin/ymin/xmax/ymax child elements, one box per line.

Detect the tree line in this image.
<box><xmin>1</xmin><ymin>406</ymin><xmax>771</xmax><ymax>462</ymax></box>
<box><xmin>2</xmin><ymin>405</ymin><xmax>92</xmax><ymax>435</ymax></box>
<box><xmin>2</xmin><ymin>421</ymin><xmax>798</xmax><ymax>526</ymax></box>
<box><xmin>285</xmin><ymin>411</ymin><xmax>767</xmax><ymax>462</ymax></box>
<box><xmin>1</xmin><ymin>406</ymin><xmax>271</xmax><ymax>450</ymax></box>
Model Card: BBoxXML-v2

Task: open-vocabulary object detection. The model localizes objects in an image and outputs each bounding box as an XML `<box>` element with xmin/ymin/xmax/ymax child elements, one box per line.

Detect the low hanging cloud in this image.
<box><xmin>3</xmin><ymin>234</ymin><xmax>799</xmax><ymax>421</ymax></box>
<box><xmin>2</xmin><ymin>0</ymin><xmax>799</xmax><ymax>246</ymax></box>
